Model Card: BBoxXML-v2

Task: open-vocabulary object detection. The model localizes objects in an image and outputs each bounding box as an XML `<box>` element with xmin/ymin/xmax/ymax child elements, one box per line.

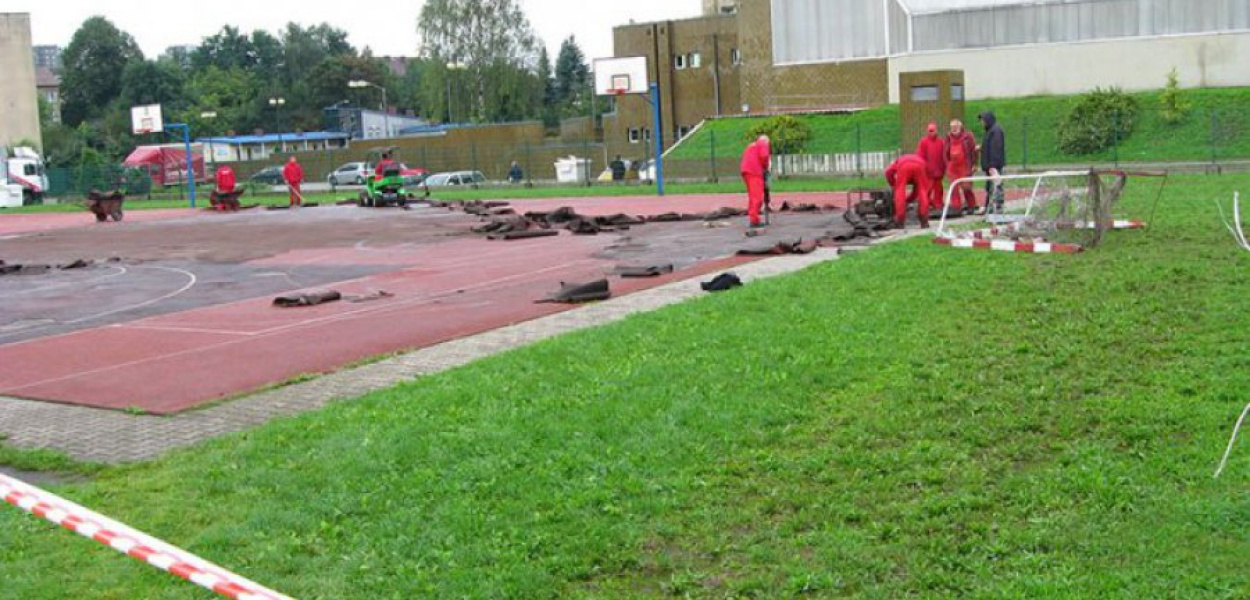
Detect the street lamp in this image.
<box><xmin>348</xmin><ymin>80</ymin><xmax>389</xmax><ymax>139</ymax></box>
<box><xmin>268</xmin><ymin>97</ymin><xmax>286</xmax><ymax>154</ymax></box>
<box><xmin>444</xmin><ymin>62</ymin><xmax>467</xmax><ymax>124</ymax></box>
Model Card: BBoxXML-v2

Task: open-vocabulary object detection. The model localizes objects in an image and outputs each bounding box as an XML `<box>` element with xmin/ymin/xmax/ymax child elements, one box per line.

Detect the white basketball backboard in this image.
<box><xmin>592</xmin><ymin>56</ymin><xmax>649</xmax><ymax>96</ymax></box>
<box><xmin>131</xmin><ymin>104</ymin><xmax>164</xmax><ymax>135</ymax></box>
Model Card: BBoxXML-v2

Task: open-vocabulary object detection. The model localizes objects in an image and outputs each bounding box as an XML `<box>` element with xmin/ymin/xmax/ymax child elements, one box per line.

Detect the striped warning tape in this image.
<box><xmin>0</xmin><ymin>472</ymin><xmax>293</xmax><ymax>600</ymax></box>
<box><xmin>933</xmin><ymin>237</ymin><xmax>1084</xmax><ymax>254</ymax></box>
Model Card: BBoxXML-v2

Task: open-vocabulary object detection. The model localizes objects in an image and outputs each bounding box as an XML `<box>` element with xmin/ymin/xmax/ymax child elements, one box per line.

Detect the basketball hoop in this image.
<box><xmin>592</xmin><ymin>57</ymin><xmax>648</xmax><ymax>97</ymax></box>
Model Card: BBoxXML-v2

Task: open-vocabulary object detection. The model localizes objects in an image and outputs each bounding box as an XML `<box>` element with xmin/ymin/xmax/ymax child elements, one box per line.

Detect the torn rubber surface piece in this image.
<box><xmin>273</xmin><ymin>290</ymin><xmax>343</xmax><ymax>307</ymax></box>
<box><xmin>487</xmin><ymin>229</ymin><xmax>560</xmax><ymax>241</ymax></box>
<box><xmin>537</xmin><ymin>279</ymin><xmax>611</xmax><ymax>303</ymax></box>
<box><xmin>614</xmin><ymin>264</ymin><xmax>674</xmax><ymax>278</ymax></box>
<box><xmin>701</xmin><ymin>272</ymin><xmax>743</xmax><ymax>292</ymax></box>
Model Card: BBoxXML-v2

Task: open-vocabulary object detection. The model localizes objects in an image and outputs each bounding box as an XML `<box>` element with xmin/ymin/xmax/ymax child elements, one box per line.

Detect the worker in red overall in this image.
<box><xmin>740</xmin><ymin>135</ymin><xmax>772</xmax><ymax>228</ymax></box>
<box><xmin>884</xmin><ymin>154</ymin><xmax>932</xmax><ymax>229</ymax></box>
<box><xmin>213</xmin><ymin>165</ymin><xmax>237</xmax><ymax>212</ymax></box>
<box><xmin>915</xmin><ymin>122</ymin><xmax>947</xmax><ymax>218</ymax></box>
<box><xmin>282</xmin><ymin>156</ymin><xmax>304</xmax><ymax>207</ymax></box>
<box><xmin>374</xmin><ymin>152</ymin><xmax>397</xmax><ymax>181</ymax></box>
<box><xmin>944</xmin><ymin>119</ymin><xmax>979</xmax><ymax>214</ymax></box>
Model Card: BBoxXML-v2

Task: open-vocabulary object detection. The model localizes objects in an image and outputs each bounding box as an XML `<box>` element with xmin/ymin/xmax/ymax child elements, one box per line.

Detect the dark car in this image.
<box><xmin>249</xmin><ymin>166</ymin><xmax>285</xmax><ymax>185</ymax></box>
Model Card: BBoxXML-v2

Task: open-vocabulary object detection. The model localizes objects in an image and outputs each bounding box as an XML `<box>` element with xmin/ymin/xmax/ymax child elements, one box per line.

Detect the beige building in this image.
<box><xmin>0</xmin><ymin>13</ymin><xmax>41</xmax><ymax>149</ymax></box>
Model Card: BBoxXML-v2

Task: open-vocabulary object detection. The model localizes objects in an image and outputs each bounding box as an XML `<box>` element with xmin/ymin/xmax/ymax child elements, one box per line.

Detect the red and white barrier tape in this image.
<box><xmin>0</xmin><ymin>472</ymin><xmax>293</xmax><ymax>600</ymax></box>
<box><xmin>933</xmin><ymin>237</ymin><xmax>1084</xmax><ymax>254</ymax></box>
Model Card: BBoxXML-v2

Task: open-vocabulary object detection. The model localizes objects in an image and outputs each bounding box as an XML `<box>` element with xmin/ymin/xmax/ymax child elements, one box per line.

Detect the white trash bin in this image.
<box><xmin>0</xmin><ymin>184</ymin><xmax>23</xmax><ymax>208</ymax></box>
<box><xmin>554</xmin><ymin>156</ymin><xmax>591</xmax><ymax>183</ymax></box>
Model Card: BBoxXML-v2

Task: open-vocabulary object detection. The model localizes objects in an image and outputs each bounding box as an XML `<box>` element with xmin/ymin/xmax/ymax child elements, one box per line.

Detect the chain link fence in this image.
<box><xmin>40</xmin><ymin>106</ymin><xmax>1249</xmax><ymax>200</ymax></box>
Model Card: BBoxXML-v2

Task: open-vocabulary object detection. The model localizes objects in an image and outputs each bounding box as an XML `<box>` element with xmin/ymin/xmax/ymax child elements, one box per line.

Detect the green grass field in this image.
<box><xmin>1</xmin><ymin>174</ymin><xmax>1247</xmax><ymax>599</ymax></box>
<box><xmin>669</xmin><ymin>87</ymin><xmax>1250</xmax><ymax>167</ymax></box>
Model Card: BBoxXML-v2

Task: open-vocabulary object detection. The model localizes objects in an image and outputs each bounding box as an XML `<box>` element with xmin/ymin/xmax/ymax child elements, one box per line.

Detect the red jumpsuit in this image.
<box><xmin>215</xmin><ymin>166</ymin><xmax>235</xmax><ymax>193</ymax></box>
<box><xmin>283</xmin><ymin>160</ymin><xmax>304</xmax><ymax>206</ymax></box>
<box><xmin>213</xmin><ymin>166</ymin><xmax>237</xmax><ymax>212</ymax></box>
<box><xmin>740</xmin><ymin>138</ymin><xmax>771</xmax><ymax>226</ymax></box>
<box><xmin>915</xmin><ymin>132</ymin><xmax>947</xmax><ymax>216</ymax></box>
<box><xmin>944</xmin><ymin>130</ymin><xmax>978</xmax><ymax>211</ymax></box>
<box><xmin>884</xmin><ymin>154</ymin><xmax>932</xmax><ymax>228</ymax></box>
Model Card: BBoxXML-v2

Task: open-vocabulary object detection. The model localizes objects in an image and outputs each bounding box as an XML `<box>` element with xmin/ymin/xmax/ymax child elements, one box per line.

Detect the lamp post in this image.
<box><xmin>268</xmin><ymin>97</ymin><xmax>285</xmax><ymax>156</ymax></box>
<box><xmin>348</xmin><ymin>80</ymin><xmax>389</xmax><ymax>138</ymax></box>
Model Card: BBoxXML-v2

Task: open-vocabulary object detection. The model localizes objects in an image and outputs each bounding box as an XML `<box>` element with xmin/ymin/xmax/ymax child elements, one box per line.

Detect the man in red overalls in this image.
<box><xmin>740</xmin><ymin>135</ymin><xmax>772</xmax><ymax>228</ymax></box>
<box><xmin>944</xmin><ymin>119</ymin><xmax>979</xmax><ymax>215</ymax></box>
<box><xmin>915</xmin><ymin>122</ymin><xmax>947</xmax><ymax>218</ymax></box>
<box><xmin>282</xmin><ymin>156</ymin><xmax>304</xmax><ymax>207</ymax></box>
<box><xmin>212</xmin><ymin>165</ymin><xmax>237</xmax><ymax>212</ymax></box>
<box><xmin>884</xmin><ymin>154</ymin><xmax>932</xmax><ymax>229</ymax></box>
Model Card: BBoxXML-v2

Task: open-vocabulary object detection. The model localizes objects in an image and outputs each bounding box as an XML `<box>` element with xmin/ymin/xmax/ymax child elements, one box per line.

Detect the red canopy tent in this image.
<box><xmin>123</xmin><ymin>145</ymin><xmax>206</xmax><ymax>187</ymax></box>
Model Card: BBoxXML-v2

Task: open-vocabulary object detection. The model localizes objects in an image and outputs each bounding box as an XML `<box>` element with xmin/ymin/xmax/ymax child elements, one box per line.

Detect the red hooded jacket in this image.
<box><xmin>885</xmin><ymin>154</ymin><xmax>928</xmax><ymax>187</ymax></box>
<box><xmin>283</xmin><ymin>161</ymin><xmax>304</xmax><ymax>185</ymax></box>
<box><xmin>740</xmin><ymin>138</ymin><xmax>771</xmax><ymax>178</ymax></box>
<box><xmin>915</xmin><ymin>134</ymin><xmax>947</xmax><ymax>179</ymax></box>
<box><xmin>215</xmin><ymin>166</ymin><xmax>235</xmax><ymax>192</ymax></box>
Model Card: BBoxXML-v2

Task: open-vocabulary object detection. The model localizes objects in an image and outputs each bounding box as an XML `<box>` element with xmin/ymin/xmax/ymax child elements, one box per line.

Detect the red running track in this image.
<box><xmin>0</xmin><ymin>233</ymin><xmax>754</xmax><ymax>414</ymax></box>
<box><xmin>0</xmin><ymin>209</ymin><xmax>197</xmax><ymax>236</ymax></box>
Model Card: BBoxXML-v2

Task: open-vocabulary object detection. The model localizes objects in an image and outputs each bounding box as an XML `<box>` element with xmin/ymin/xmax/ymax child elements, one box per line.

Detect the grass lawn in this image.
<box><xmin>669</xmin><ymin>87</ymin><xmax>1250</xmax><ymax>168</ymax></box>
<box><xmin>1</xmin><ymin>174</ymin><xmax>1247</xmax><ymax>599</ymax></box>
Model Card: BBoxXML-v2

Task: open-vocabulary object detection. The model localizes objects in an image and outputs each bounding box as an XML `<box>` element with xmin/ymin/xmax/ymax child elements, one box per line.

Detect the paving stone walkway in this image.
<box><xmin>0</xmin><ymin>233</ymin><xmax>919</xmax><ymax>464</ymax></box>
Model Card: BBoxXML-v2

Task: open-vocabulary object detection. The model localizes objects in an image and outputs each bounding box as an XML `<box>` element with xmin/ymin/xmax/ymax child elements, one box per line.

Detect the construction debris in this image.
<box><xmin>273</xmin><ymin>290</ymin><xmax>342</xmax><ymax>307</ymax></box>
<box><xmin>700</xmin><ymin>272</ymin><xmax>743</xmax><ymax>292</ymax></box>
<box><xmin>614</xmin><ymin>264</ymin><xmax>675</xmax><ymax>278</ymax></box>
<box><xmin>537</xmin><ymin>279</ymin><xmax>611</xmax><ymax>303</ymax></box>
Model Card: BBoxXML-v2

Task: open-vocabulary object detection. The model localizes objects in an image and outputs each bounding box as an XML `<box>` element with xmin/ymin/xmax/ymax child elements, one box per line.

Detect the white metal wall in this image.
<box><xmin>772</xmin><ymin>0</ymin><xmax>889</xmax><ymax>63</ymax></box>
<box><xmin>909</xmin><ymin>0</ymin><xmax>1250</xmax><ymax>52</ymax></box>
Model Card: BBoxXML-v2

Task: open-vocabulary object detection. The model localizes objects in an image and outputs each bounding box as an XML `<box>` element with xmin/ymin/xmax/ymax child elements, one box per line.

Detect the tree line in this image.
<box><xmin>43</xmin><ymin>0</ymin><xmax>597</xmax><ymax>167</ymax></box>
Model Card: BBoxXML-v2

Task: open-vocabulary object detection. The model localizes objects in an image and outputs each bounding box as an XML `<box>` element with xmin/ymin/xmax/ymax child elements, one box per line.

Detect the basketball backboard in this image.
<box><xmin>131</xmin><ymin>104</ymin><xmax>164</xmax><ymax>135</ymax></box>
<box><xmin>592</xmin><ymin>56</ymin><xmax>649</xmax><ymax>96</ymax></box>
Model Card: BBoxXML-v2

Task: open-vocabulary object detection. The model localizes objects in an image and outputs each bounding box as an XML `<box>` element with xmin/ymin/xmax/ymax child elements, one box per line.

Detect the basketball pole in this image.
<box><xmin>164</xmin><ymin>123</ymin><xmax>196</xmax><ymax>208</ymax></box>
<box><xmin>648</xmin><ymin>82</ymin><xmax>665</xmax><ymax>196</ymax></box>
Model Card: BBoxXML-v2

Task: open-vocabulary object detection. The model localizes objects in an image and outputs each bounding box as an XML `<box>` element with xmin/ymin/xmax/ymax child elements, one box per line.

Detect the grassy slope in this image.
<box><xmin>668</xmin><ymin>87</ymin><xmax>1250</xmax><ymax>167</ymax></box>
<box><xmin>1</xmin><ymin>175</ymin><xmax>1248</xmax><ymax>599</ymax></box>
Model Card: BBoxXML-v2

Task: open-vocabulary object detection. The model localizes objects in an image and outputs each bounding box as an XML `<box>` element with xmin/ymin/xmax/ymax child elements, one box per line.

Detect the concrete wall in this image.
<box><xmin>888</xmin><ymin>31</ymin><xmax>1250</xmax><ymax>103</ymax></box>
<box><xmin>0</xmin><ymin>14</ymin><xmax>41</xmax><ymax>149</ymax></box>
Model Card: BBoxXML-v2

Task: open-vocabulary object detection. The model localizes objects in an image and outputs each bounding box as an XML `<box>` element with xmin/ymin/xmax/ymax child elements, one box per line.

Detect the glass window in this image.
<box><xmin>690</xmin><ymin>53</ymin><xmax>702</xmax><ymax>68</ymax></box>
<box><xmin>910</xmin><ymin>85</ymin><xmax>939</xmax><ymax>102</ymax></box>
<box><xmin>730</xmin><ymin>48</ymin><xmax>742</xmax><ymax>66</ymax></box>
<box><xmin>628</xmin><ymin>128</ymin><xmax>641</xmax><ymax>144</ymax></box>
<box><xmin>674</xmin><ymin>55</ymin><xmax>686</xmax><ymax>70</ymax></box>
<box><xmin>951</xmin><ymin>84</ymin><xmax>965</xmax><ymax>101</ymax></box>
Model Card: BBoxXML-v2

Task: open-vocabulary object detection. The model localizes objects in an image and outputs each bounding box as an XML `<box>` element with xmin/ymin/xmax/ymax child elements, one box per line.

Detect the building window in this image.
<box><xmin>628</xmin><ymin>128</ymin><xmax>641</xmax><ymax>144</ymax></box>
<box><xmin>674</xmin><ymin>54</ymin><xmax>687</xmax><ymax>70</ymax></box>
<box><xmin>951</xmin><ymin>84</ymin><xmax>965</xmax><ymax>101</ymax></box>
<box><xmin>910</xmin><ymin>85</ymin><xmax>939</xmax><ymax>102</ymax></box>
<box><xmin>730</xmin><ymin>48</ymin><xmax>742</xmax><ymax>66</ymax></box>
<box><xmin>690</xmin><ymin>53</ymin><xmax>702</xmax><ymax>68</ymax></box>
<box><xmin>677</xmin><ymin>125</ymin><xmax>692</xmax><ymax>139</ymax></box>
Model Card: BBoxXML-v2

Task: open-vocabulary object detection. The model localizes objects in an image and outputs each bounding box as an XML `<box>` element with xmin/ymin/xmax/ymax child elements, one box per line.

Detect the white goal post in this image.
<box><xmin>936</xmin><ymin>170</ymin><xmax>1090</xmax><ymax>237</ymax></box>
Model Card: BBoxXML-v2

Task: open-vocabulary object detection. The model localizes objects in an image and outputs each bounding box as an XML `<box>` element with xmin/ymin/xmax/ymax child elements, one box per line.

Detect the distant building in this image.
<box><xmin>32</xmin><ymin>44</ymin><xmax>61</xmax><ymax>71</ymax></box>
<box><xmin>609</xmin><ymin>0</ymin><xmax>1250</xmax><ymax>153</ymax></box>
<box><xmin>326</xmin><ymin>105</ymin><xmax>430</xmax><ymax>141</ymax></box>
<box><xmin>199</xmin><ymin>131</ymin><xmax>350</xmax><ymax>163</ymax></box>
<box><xmin>0</xmin><ymin>13</ymin><xmax>41</xmax><ymax>148</ymax></box>
<box><xmin>703</xmin><ymin>0</ymin><xmax>738</xmax><ymax>15</ymax></box>
<box><xmin>35</xmin><ymin>66</ymin><xmax>60</xmax><ymax>123</ymax></box>
<box><xmin>380</xmin><ymin>56</ymin><xmax>413</xmax><ymax>78</ymax></box>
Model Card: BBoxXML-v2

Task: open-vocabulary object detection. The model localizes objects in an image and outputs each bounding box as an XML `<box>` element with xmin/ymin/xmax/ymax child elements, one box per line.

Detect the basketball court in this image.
<box><xmin>0</xmin><ymin>192</ymin><xmax>859</xmax><ymax>414</ymax></box>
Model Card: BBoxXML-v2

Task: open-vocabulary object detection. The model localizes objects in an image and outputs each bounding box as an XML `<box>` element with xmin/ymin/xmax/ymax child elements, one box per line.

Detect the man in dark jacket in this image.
<box><xmin>978</xmin><ymin>111</ymin><xmax>1006</xmax><ymax>215</ymax></box>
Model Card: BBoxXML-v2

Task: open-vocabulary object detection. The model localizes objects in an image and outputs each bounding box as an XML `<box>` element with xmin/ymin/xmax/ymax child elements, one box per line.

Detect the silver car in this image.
<box><xmin>327</xmin><ymin>162</ymin><xmax>371</xmax><ymax>186</ymax></box>
<box><xmin>424</xmin><ymin>171</ymin><xmax>487</xmax><ymax>187</ymax></box>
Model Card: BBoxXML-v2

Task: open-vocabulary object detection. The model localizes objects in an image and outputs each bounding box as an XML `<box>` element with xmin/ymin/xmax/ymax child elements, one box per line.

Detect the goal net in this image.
<box><xmin>935</xmin><ymin>170</ymin><xmax>1140</xmax><ymax>252</ymax></box>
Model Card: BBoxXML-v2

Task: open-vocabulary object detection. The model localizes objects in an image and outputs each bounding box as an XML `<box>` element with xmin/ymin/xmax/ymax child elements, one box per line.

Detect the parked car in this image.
<box><xmin>424</xmin><ymin>171</ymin><xmax>487</xmax><ymax>187</ymax></box>
<box><xmin>327</xmin><ymin>162</ymin><xmax>371</xmax><ymax>186</ymax></box>
<box><xmin>249</xmin><ymin>166</ymin><xmax>285</xmax><ymax>185</ymax></box>
<box><xmin>396</xmin><ymin>164</ymin><xmax>429</xmax><ymax>187</ymax></box>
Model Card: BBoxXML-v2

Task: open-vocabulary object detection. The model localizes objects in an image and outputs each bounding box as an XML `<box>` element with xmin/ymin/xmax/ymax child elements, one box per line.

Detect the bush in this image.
<box><xmin>1159</xmin><ymin>68</ymin><xmax>1190</xmax><ymax>125</ymax></box>
<box><xmin>745</xmin><ymin>115</ymin><xmax>813</xmax><ymax>155</ymax></box>
<box><xmin>1057</xmin><ymin>88</ymin><xmax>1139</xmax><ymax>155</ymax></box>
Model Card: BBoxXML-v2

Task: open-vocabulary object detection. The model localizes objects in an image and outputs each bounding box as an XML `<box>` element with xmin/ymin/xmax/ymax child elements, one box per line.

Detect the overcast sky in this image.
<box><xmin>11</xmin><ymin>0</ymin><xmax>702</xmax><ymax>63</ymax></box>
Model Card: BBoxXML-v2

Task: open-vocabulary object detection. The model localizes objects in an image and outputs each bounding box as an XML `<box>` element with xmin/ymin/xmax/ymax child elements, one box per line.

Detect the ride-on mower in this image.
<box><xmin>357</xmin><ymin>146</ymin><xmax>428</xmax><ymax>208</ymax></box>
